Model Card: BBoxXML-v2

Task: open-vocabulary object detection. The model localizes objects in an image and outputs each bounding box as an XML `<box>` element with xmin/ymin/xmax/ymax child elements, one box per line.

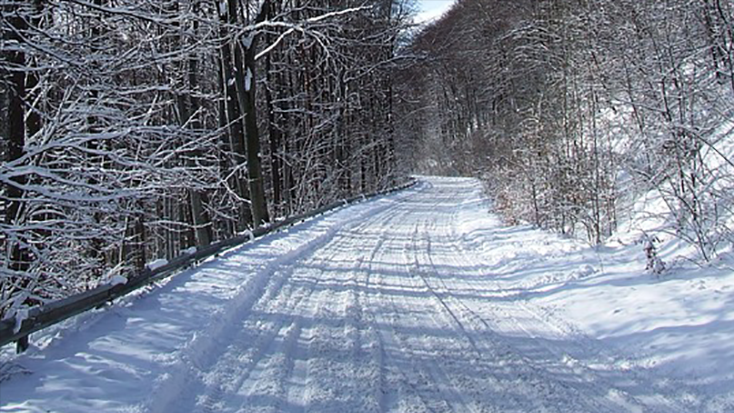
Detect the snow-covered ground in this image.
<box><xmin>1</xmin><ymin>176</ymin><xmax>733</xmax><ymax>412</ymax></box>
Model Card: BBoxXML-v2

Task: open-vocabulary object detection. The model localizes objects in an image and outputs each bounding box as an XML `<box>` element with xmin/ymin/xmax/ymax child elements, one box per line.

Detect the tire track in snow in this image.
<box><xmin>369</xmin><ymin>178</ymin><xmax>640</xmax><ymax>412</ymax></box>
<box><xmin>393</xmin><ymin>190</ymin><xmax>529</xmax><ymax>413</ymax></box>
<box><xmin>415</xmin><ymin>201</ymin><xmax>603</xmax><ymax>411</ymax></box>
<box><xmin>365</xmin><ymin>181</ymin><xmax>486</xmax><ymax>413</ymax></box>
<box><xmin>420</xmin><ymin>179</ymin><xmax>692</xmax><ymax>412</ymax></box>
<box><xmin>237</xmin><ymin>219</ymin><xmax>373</xmax><ymax>413</ymax></box>
<box><xmin>202</xmin><ymin>186</ymin><xmax>421</xmax><ymax>413</ymax></box>
<box><xmin>7</xmin><ymin>177</ymin><xmax>708</xmax><ymax>413</ymax></box>
<box><xmin>412</xmin><ymin>223</ymin><xmax>618</xmax><ymax>412</ymax></box>
<box><xmin>302</xmin><ymin>190</ymin><xmax>418</xmax><ymax>413</ymax></box>
<box><xmin>358</xmin><ymin>205</ymin><xmax>414</xmax><ymax>413</ymax></box>
<box><xmin>240</xmin><ymin>195</ymin><xmax>418</xmax><ymax>413</ymax></box>
<box><xmin>145</xmin><ymin>176</ymin><xmax>695</xmax><ymax>413</ymax></box>
<box><xmin>145</xmin><ymin>189</ymin><xmax>418</xmax><ymax>413</ymax></box>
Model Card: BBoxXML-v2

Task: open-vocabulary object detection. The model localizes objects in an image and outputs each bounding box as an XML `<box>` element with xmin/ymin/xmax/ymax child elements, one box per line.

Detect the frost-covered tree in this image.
<box><xmin>0</xmin><ymin>0</ymin><xmax>411</xmax><ymax>320</ymax></box>
<box><xmin>404</xmin><ymin>0</ymin><xmax>734</xmax><ymax>255</ymax></box>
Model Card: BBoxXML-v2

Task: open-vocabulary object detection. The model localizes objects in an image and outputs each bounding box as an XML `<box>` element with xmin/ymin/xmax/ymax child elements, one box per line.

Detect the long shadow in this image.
<box><xmin>269</xmin><ymin>253</ymin><xmax>734</xmax><ymax>409</ymax></box>
<box><xmin>235</xmin><ymin>296</ymin><xmax>712</xmax><ymax>411</ymax></box>
<box><xmin>0</xmin><ymin>189</ymin><xmax>420</xmax><ymax>410</ymax></box>
<box><xmin>5</xmin><ymin>176</ymin><xmax>731</xmax><ymax>411</ymax></box>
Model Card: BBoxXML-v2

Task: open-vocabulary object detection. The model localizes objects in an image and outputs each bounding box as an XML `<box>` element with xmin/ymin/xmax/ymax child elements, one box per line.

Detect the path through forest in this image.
<box><xmin>0</xmin><ymin>177</ymin><xmax>715</xmax><ymax>412</ymax></box>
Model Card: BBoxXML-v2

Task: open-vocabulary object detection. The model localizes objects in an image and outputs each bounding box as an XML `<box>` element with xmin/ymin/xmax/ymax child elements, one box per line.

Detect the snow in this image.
<box><xmin>1</xmin><ymin>176</ymin><xmax>733</xmax><ymax>412</ymax></box>
<box><xmin>12</xmin><ymin>308</ymin><xmax>28</xmax><ymax>335</ymax></box>
<box><xmin>415</xmin><ymin>0</ymin><xmax>456</xmax><ymax>24</ymax></box>
<box><xmin>146</xmin><ymin>258</ymin><xmax>169</xmax><ymax>271</ymax></box>
<box><xmin>242</xmin><ymin>33</ymin><xmax>255</xmax><ymax>49</ymax></box>
<box><xmin>105</xmin><ymin>275</ymin><xmax>128</xmax><ymax>287</ymax></box>
<box><xmin>245</xmin><ymin>67</ymin><xmax>253</xmax><ymax>92</ymax></box>
<box><xmin>181</xmin><ymin>246</ymin><xmax>197</xmax><ymax>256</ymax></box>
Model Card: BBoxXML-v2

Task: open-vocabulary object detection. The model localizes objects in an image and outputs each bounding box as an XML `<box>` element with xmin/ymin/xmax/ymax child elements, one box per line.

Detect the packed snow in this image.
<box><xmin>1</xmin><ymin>177</ymin><xmax>733</xmax><ymax>412</ymax></box>
<box><xmin>105</xmin><ymin>275</ymin><xmax>128</xmax><ymax>287</ymax></box>
<box><xmin>146</xmin><ymin>258</ymin><xmax>169</xmax><ymax>271</ymax></box>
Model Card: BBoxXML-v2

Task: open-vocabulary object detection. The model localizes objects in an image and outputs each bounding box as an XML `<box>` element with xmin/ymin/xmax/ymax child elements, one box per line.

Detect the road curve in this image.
<box><xmin>0</xmin><ymin>177</ymin><xmax>694</xmax><ymax>413</ymax></box>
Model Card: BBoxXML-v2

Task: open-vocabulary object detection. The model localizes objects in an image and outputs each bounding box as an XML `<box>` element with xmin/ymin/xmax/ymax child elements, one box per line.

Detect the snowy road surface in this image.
<box><xmin>0</xmin><ymin>177</ymin><xmax>729</xmax><ymax>412</ymax></box>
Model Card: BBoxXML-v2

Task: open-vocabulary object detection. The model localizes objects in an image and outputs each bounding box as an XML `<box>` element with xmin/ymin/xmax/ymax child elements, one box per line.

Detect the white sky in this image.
<box><xmin>416</xmin><ymin>0</ymin><xmax>457</xmax><ymax>23</ymax></box>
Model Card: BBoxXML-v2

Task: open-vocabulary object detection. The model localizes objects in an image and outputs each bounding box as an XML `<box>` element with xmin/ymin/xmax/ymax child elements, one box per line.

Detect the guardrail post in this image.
<box><xmin>16</xmin><ymin>335</ymin><xmax>29</xmax><ymax>353</ymax></box>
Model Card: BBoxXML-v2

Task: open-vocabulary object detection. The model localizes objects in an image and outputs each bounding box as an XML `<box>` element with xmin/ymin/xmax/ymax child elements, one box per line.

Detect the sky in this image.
<box><xmin>415</xmin><ymin>0</ymin><xmax>457</xmax><ymax>23</ymax></box>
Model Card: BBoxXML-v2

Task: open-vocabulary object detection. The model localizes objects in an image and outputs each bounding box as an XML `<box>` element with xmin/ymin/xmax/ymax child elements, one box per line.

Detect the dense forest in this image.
<box><xmin>2</xmin><ymin>0</ymin><xmax>734</xmax><ymax>322</ymax></box>
<box><xmin>0</xmin><ymin>0</ymin><xmax>415</xmax><ymax>320</ymax></box>
<box><xmin>403</xmin><ymin>0</ymin><xmax>734</xmax><ymax>256</ymax></box>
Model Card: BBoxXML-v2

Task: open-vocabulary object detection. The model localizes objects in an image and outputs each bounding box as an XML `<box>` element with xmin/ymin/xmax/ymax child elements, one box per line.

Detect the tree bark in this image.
<box><xmin>230</xmin><ymin>0</ymin><xmax>271</xmax><ymax>226</ymax></box>
<box><xmin>3</xmin><ymin>2</ymin><xmax>29</xmax><ymax>274</ymax></box>
<box><xmin>219</xmin><ymin>3</ymin><xmax>253</xmax><ymax>229</ymax></box>
<box><xmin>265</xmin><ymin>50</ymin><xmax>283</xmax><ymax>214</ymax></box>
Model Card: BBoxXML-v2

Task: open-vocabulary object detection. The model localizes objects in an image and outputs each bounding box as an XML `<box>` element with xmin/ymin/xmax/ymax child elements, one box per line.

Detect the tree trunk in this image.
<box><xmin>265</xmin><ymin>51</ymin><xmax>283</xmax><ymax>214</ymax></box>
<box><xmin>182</xmin><ymin>0</ymin><xmax>212</xmax><ymax>247</ymax></box>
<box><xmin>230</xmin><ymin>0</ymin><xmax>271</xmax><ymax>226</ymax></box>
<box><xmin>219</xmin><ymin>4</ymin><xmax>253</xmax><ymax>229</ymax></box>
<box><xmin>3</xmin><ymin>2</ymin><xmax>29</xmax><ymax>275</ymax></box>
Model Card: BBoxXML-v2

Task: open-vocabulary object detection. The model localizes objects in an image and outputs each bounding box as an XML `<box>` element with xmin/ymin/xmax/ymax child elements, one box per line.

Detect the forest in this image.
<box><xmin>405</xmin><ymin>0</ymin><xmax>734</xmax><ymax>255</ymax></box>
<box><xmin>2</xmin><ymin>0</ymin><xmax>734</xmax><ymax>323</ymax></box>
<box><xmin>0</xmin><ymin>0</ymin><xmax>415</xmax><ymax>321</ymax></box>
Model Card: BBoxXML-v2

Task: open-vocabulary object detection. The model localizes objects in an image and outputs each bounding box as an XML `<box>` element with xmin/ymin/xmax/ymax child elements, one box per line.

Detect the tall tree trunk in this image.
<box><xmin>2</xmin><ymin>1</ymin><xmax>31</xmax><ymax>352</ymax></box>
<box><xmin>182</xmin><ymin>0</ymin><xmax>212</xmax><ymax>247</ymax></box>
<box><xmin>265</xmin><ymin>51</ymin><xmax>283</xmax><ymax>214</ymax></box>
<box><xmin>219</xmin><ymin>4</ymin><xmax>253</xmax><ymax>229</ymax></box>
<box><xmin>230</xmin><ymin>0</ymin><xmax>271</xmax><ymax>226</ymax></box>
<box><xmin>25</xmin><ymin>0</ymin><xmax>43</xmax><ymax>138</ymax></box>
<box><xmin>3</xmin><ymin>1</ymin><xmax>29</xmax><ymax>275</ymax></box>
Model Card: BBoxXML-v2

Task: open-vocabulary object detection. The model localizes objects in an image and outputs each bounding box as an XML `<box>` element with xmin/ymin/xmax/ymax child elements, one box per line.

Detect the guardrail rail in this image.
<box><xmin>0</xmin><ymin>179</ymin><xmax>417</xmax><ymax>353</ymax></box>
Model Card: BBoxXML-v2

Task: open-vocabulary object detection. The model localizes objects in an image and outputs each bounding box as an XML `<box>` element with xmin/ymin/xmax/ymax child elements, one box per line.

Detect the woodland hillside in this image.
<box><xmin>0</xmin><ymin>0</ymin><xmax>415</xmax><ymax>321</ymax></box>
<box><xmin>402</xmin><ymin>0</ymin><xmax>734</xmax><ymax>256</ymax></box>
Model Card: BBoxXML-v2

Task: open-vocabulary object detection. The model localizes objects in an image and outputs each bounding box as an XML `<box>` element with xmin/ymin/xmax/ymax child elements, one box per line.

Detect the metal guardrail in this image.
<box><xmin>0</xmin><ymin>180</ymin><xmax>417</xmax><ymax>352</ymax></box>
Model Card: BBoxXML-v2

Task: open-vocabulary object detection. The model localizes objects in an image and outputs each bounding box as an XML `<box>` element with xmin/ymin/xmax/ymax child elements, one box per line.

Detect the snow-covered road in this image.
<box><xmin>0</xmin><ymin>177</ymin><xmax>727</xmax><ymax>412</ymax></box>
